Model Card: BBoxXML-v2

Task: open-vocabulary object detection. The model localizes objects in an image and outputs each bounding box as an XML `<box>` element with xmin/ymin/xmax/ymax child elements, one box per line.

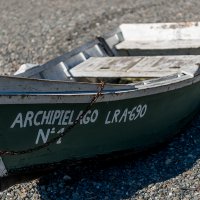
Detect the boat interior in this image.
<box><xmin>14</xmin><ymin>22</ymin><xmax>200</xmax><ymax>87</ymax></box>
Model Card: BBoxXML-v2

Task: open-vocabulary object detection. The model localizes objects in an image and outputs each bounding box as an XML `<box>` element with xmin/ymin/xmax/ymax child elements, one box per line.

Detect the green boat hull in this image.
<box><xmin>0</xmin><ymin>80</ymin><xmax>200</xmax><ymax>175</ymax></box>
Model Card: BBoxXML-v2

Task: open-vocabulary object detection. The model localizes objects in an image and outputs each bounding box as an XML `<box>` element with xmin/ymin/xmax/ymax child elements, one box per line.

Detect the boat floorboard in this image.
<box><xmin>70</xmin><ymin>56</ymin><xmax>200</xmax><ymax>78</ymax></box>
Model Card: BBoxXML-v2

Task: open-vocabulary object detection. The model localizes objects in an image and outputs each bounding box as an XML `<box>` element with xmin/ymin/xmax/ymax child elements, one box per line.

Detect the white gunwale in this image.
<box><xmin>0</xmin><ymin>73</ymin><xmax>197</xmax><ymax>104</ymax></box>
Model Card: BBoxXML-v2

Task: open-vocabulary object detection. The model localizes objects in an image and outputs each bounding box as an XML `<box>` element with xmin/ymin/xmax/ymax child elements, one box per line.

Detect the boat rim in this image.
<box><xmin>0</xmin><ymin>72</ymin><xmax>197</xmax><ymax>104</ymax></box>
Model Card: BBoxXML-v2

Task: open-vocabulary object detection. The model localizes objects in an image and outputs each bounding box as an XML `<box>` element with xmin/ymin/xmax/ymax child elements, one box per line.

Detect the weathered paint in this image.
<box><xmin>70</xmin><ymin>56</ymin><xmax>200</xmax><ymax>78</ymax></box>
<box><xmin>115</xmin><ymin>22</ymin><xmax>200</xmax><ymax>56</ymax></box>
<box><xmin>0</xmin><ymin>75</ymin><xmax>136</xmax><ymax>93</ymax></box>
<box><xmin>0</xmin><ymin>74</ymin><xmax>194</xmax><ymax>108</ymax></box>
<box><xmin>1</xmin><ymin>79</ymin><xmax>200</xmax><ymax>175</ymax></box>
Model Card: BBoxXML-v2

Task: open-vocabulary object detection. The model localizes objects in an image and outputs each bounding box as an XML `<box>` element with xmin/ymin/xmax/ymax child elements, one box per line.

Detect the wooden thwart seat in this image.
<box><xmin>114</xmin><ymin>23</ymin><xmax>200</xmax><ymax>56</ymax></box>
<box><xmin>70</xmin><ymin>56</ymin><xmax>200</xmax><ymax>78</ymax></box>
<box><xmin>116</xmin><ymin>40</ymin><xmax>200</xmax><ymax>51</ymax></box>
<box><xmin>115</xmin><ymin>40</ymin><xmax>200</xmax><ymax>56</ymax></box>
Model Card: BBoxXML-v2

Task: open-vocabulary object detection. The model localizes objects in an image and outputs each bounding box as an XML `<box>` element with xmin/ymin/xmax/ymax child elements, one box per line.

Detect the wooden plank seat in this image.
<box><xmin>70</xmin><ymin>56</ymin><xmax>200</xmax><ymax>78</ymax></box>
<box><xmin>113</xmin><ymin>23</ymin><xmax>200</xmax><ymax>56</ymax></box>
<box><xmin>115</xmin><ymin>40</ymin><xmax>200</xmax><ymax>56</ymax></box>
<box><xmin>116</xmin><ymin>40</ymin><xmax>200</xmax><ymax>51</ymax></box>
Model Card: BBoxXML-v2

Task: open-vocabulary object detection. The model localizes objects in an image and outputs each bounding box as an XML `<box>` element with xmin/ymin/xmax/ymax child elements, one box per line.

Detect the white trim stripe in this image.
<box><xmin>0</xmin><ymin>73</ymin><xmax>196</xmax><ymax>104</ymax></box>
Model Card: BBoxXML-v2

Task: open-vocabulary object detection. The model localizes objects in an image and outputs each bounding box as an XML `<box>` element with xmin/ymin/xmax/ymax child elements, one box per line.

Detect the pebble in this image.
<box><xmin>165</xmin><ymin>158</ymin><xmax>172</xmax><ymax>165</ymax></box>
<box><xmin>1</xmin><ymin>0</ymin><xmax>200</xmax><ymax>199</ymax></box>
<box><xmin>63</xmin><ymin>175</ymin><xmax>71</xmax><ymax>181</ymax></box>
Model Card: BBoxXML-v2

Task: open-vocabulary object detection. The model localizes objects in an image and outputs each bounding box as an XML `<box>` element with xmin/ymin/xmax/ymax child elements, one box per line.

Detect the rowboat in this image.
<box><xmin>1</xmin><ymin>22</ymin><xmax>200</xmax><ymax>177</ymax></box>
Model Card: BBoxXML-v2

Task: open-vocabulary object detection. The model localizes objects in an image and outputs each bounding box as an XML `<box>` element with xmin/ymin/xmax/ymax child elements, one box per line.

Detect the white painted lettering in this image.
<box><xmin>105</xmin><ymin>104</ymin><xmax>148</xmax><ymax>125</ymax></box>
<box><xmin>134</xmin><ymin>105</ymin><xmax>142</xmax><ymax>120</ymax></box>
<box><xmin>140</xmin><ymin>105</ymin><xmax>147</xmax><ymax>117</ymax></box>
<box><xmin>10</xmin><ymin>113</ymin><xmax>23</xmax><ymax>128</ymax></box>
<box><xmin>105</xmin><ymin>111</ymin><xmax>111</xmax><ymax>124</ymax></box>
<box><xmin>119</xmin><ymin>108</ymin><xmax>128</xmax><ymax>123</ymax></box>
<box><xmin>112</xmin><ymin>109</ymin><xmax>120</xmax><ymax>123</ymax></box>
<box><xmin>24</xmin><ymin>111</ymin><xmax>34</xmax><ymax>127</ymax></box>
<box><xmin>83</xmin><ymin>110</ymin><xmax>91</xmax><ymax>124</ymax></box>
<box><xmin>35</xmin><ymin>128</ymin><xmax>50</xmax><ymax>144</ymax></box>
<box><xmin>91</xmin><ymin>109</ymin><xmax>98</xmax><ymax>123</ymax></box>
<box><xmin>58</xmin><ymin>110</ymin><xmax>65</xmax><ymax>125</ymax></box>
<box><xmin>48</xmin><ymin>111</ymin><xmax>54</xmax><ymax>124</ymax></box>
<box><xmin>68</xmin><ymin>110</ymin><xmax>74</xmax><ymax>125</ymax></box>
<box><xmin>56</xmin><ymin>128</ymin><xmax>65</xmax><ymax>144</ymax></box>
<box><xmin>129</xmin><ymin>107</ymin><xmax>136</xmax><ymax>121</ymax></box>
<box><xmin>51</xmin><ymin>110</ymin><xmax>61</xmax><ymax>125</ymax></box>
<box><xmin>41</xmin><ymin>111</ymin><xmax>51</xmax><ymax>125</ymax></box>
<box><xmin>34</xmin><ymin>111</ymin><xmax>43</xmax><ymax>126</ymax></box>
<box><xmin>62</xmin><ymin>111</ymin><xmax>71</xmax><ymax>125</ymax></box>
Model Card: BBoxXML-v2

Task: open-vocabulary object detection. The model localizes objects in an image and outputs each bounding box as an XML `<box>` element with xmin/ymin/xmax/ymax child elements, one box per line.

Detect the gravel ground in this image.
<box><xmin>1</xmin><ymin>0</ymin><xmax>200</xmax><ymax>199</ymax></box>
